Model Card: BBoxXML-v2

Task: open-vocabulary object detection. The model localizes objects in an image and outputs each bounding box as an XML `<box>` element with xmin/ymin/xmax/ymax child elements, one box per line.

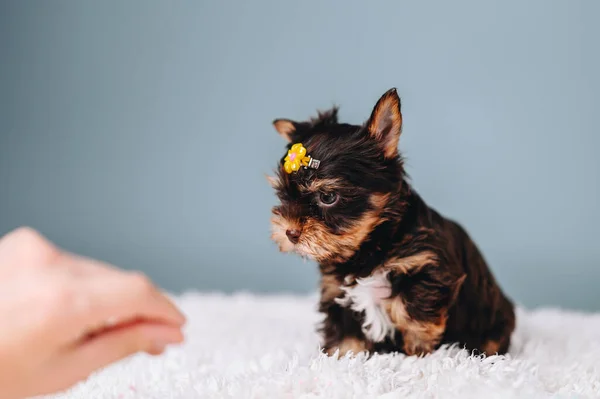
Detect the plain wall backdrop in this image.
<box><xmin>1</xmin><ymin>1</ymin><xmax>599</xmax><ymax>310</ymax></box>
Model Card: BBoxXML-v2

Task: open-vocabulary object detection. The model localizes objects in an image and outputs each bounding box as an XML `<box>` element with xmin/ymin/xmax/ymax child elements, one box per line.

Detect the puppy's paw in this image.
<box><xmin>325</xmin><ymin>337</ymin><xmax>368</xmax><ymax>357</ymax></box>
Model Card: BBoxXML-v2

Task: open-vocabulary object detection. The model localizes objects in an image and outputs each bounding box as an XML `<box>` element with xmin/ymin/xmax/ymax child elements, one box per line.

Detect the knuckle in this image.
<box><xmin>10</xmin><ymin>226</ymin><xmax>60</xmax><ymax>261</ymax></box>
<box><xmin>13</xmin><ymin>226</ymin><xmax>46</xmax><ymax>246</ymax></box>
<box><xmin>129</xmin><ymin>272</ymin><xmax>154</xmax><ymax>294</ymax></box>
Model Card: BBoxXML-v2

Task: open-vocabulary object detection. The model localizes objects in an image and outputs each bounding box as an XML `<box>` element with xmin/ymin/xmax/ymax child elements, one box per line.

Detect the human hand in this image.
<box><xmin>0</xmin><ymin>227</ymin><xmax>186</xmax><ymax>399</ymax></box>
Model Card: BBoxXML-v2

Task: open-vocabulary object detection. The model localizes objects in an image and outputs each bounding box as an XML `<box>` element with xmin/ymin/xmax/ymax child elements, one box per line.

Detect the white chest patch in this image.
<box><xmin>335</xmin><ymin>270</ymin><xmax>396</xmax><ymax>342</ymax></box>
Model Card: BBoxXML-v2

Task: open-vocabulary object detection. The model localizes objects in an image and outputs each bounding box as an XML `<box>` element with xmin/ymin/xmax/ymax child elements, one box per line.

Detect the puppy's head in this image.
<box><xmin>269</xmin><ymin>88</ymin><xmax>405</xmax><ymax>263</ymax></box>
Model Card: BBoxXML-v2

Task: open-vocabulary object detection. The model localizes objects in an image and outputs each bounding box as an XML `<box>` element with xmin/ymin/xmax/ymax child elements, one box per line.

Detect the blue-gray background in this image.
<box><xmin>1</xmin><ymin>1</ymin><xmax>598</xmax><ymax>310</ymax></box>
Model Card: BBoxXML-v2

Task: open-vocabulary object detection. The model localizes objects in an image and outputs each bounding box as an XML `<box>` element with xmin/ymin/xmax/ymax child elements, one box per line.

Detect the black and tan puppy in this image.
<box><xmin>269</xmin><ymin>88</ymin><xmax>515</xmax><ymax>357</ymax></box>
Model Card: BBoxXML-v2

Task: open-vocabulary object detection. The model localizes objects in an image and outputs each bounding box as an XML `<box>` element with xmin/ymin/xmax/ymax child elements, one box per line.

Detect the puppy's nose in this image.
<box><xmin>286</xmin><ymin>229</ymin><xmax>301</xmax><ymax>244</ymax></box>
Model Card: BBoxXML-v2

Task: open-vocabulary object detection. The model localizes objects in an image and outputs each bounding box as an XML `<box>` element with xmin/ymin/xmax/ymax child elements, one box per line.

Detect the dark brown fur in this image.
<box><xmin>270</xmin><ymin>88</ymin><xmax>515</xmax><ymax>357</ymax></box>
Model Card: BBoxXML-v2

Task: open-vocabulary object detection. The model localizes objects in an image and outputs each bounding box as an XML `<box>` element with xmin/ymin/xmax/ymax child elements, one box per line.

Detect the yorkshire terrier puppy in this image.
<box><xmin>269</xmin><ymin>88</ymin><xmax>515</xmax><ymax>357</ymax></box>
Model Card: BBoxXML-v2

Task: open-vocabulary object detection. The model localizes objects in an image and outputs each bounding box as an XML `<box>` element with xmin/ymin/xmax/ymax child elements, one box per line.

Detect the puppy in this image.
<box><xmin>269</xmin><ymin>88</ymin><xmax>515</xmax><ymax>357</ymax></box>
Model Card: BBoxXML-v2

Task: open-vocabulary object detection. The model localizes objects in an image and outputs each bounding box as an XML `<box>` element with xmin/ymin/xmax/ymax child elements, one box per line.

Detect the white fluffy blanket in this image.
<box><xmin>44</xmin><ymin>293</ymin><xmax>600</xmax><ymax>399</ymax></box>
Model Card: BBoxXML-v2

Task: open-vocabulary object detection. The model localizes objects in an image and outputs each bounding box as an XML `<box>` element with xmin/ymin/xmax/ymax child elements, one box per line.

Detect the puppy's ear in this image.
<box><xmin>367</xmin><ymin>88</ymin><xmax>403</xmax><ymax>159</ymax></box>
<box><xmin>273</xmin><ymin>119</ymin><xmax>299</xmax><ymax>142</ymax></box>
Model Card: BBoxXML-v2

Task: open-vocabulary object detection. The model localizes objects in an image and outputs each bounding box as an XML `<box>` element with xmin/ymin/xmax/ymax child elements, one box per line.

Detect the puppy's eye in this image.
<box><xmin>318</xmin><ymin>192</ymin><xmax>339</xmax><ymax>207</ymax></box>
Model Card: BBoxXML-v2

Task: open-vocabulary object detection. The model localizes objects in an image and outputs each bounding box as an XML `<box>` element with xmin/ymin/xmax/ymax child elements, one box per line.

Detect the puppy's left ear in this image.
<box><xmin>367</xmin><ymin>88</ymin><xmax>403</xmax><ymax>159</ymax></box>
<box><xmin>272</xmin><ymin>119</ymin><xmax>299</xmax><ymax>142</ymax></box>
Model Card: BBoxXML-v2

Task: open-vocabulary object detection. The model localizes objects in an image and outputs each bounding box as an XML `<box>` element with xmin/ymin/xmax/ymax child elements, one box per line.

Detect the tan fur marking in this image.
<box><xmin>301</xmin><ymin>178</ymin><xmax>343</xmax><ymax>193</ymax></box>
<box><xmin>271</xmin><ymin>193</ymin><xmax>389</xmax><ymax>262</ymax></box>
<box><xmin>296</xmin><ymin>193</ymin><xmax>387</xmax><ymax>262</ymax></box>
<box><xmin>320</xmin><ymin>274</ymin><xmax>343</xmax><ymax>303</ymax></box>
<box><xmin>327</xmin><ymin>337</ymin><xmax>368</xmax><ymax>357</ymax></box>
<box><xmin>383</xmin><ymin>297</ymin><xmax>446</xmax><ymax>356</ymax></box>
<box><xmin>298</xmin><ymin>215</ymin><xmax>372</xmax><ymax>262</ymax></box>
<box><xmin>483</xmin><ymin>340</ymin><xmax>501</xmax><ymax>355</ymax></box>
<box><xmin>383</xmin><ymin>251</ymin><xmax>438</xmax><ymax>274</ymax></box>
<box><xmin>369</xmin><ymin>193</ymin><xmax>390</xmax><ymax>209</ymax></box>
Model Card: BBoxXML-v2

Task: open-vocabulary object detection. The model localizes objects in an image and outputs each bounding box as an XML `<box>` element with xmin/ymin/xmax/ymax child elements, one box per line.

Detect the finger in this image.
<box><xmin>75</xmin><ymin>321</ymin><xmax>184</xmax><ymax>365</ymax></box>
<box><xmin>70</xmin><ymin>272</ymin><xmax>186</xmax><ymax>331</ymax></box>
<box><xmin>45</xmin><ymin>252</ymin><xmax>185</xmax><ymax>343</ymax></box>
<box><xmin>47</xmin><ymin>322</ymin><xmax>183</xmax><ymax>395</ymax></box>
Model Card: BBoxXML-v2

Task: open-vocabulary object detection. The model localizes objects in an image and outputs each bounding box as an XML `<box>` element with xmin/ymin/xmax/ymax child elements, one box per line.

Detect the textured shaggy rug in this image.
<box><xmin>43</xmin><ymin>293</ymin><xmax>600</xmax><ymax>399</ymax></box>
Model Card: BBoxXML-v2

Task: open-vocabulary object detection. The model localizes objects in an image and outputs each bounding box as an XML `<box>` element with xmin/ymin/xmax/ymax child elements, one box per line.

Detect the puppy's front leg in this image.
<box><xmin>319</xmin><ymin>274</ymin><xmax>370</xmax><ymax>356</ymax></box>
<box><xmin>382</xmin><ymin>252</ymin><xmax>465</xmax><ymax>356</ymax></box>
<box><xmin>320</xmin><ymin>303</ymin><xmax>371</xmax><ymax>356</ymax></box>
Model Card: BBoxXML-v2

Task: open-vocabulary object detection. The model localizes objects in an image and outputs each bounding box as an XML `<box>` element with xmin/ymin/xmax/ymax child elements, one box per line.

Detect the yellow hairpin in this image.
<box><xmin>283</xmin><ymin>143</ymin><xmax>320</xmax><ymax>174</ymax></box>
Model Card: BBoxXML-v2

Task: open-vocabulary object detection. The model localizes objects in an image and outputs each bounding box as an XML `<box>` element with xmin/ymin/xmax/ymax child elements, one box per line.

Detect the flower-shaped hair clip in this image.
<box><xmin>283</xmin><ymin>143</ymin><xmax>321</xmax><ymax>174</ymax></box>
